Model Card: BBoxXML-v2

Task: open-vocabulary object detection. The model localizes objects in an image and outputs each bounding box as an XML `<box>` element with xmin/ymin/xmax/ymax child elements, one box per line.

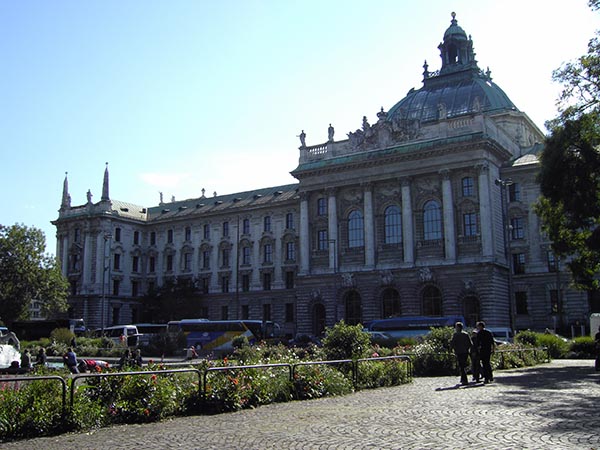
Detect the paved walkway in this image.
<box><xmin>3</xmin><ymin>359</ymin><xmax>599</xmax><ymax>450</ymax></box>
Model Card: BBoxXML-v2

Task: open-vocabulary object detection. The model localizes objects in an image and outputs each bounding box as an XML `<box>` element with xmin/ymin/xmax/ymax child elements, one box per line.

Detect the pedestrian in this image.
<box><xmin>133</xmin><ymin>349</ymin><xmax>143</xmax><ymax>368</ymax></box>
<box><xmin>35</xmin><ymin>347</ymin><xmax>47</xmax><ymax>367</ymax></box>
<box><xmin>476</xmin><ymin>321</ymin><xmax>496</xmax><ymax>383</ymax></box>
<box><xmin>118</xmin><ymin>349</ymin><xmax>132</xmax><ymax>370</ymax></box>
<box><xmin>470</xmin><ymin>330</ymin><xmax>482</xmax><ymax>382</ymax></box>
<box><xmin>20</xmin><ymin>349</ymin><xmax>32</xmax><ymax>371</ymax></box>
<box><xmin>70</xmin><ymin>335</ymin><xmax>77</xmax><ymax>348</ymax></box>
<box><xmin>594</xmin><ymin>325</ymin><xmax>600</xmax><ymax>371</ymax></box>
<box><xmin>450</xmin><ymin>321</ymin><xmax>472</xmax><ymax>386</ymax></box>
<box><xmin>63</xmin><ymin>347</ymin><xmax>79</xmax><ymax>374</ymax></box>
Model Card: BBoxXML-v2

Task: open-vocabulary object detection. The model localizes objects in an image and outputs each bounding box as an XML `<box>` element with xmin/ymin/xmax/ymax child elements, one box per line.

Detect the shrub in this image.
<box><xmin>232</xmin><ymin>335</ymin><xmax>249</xmax><ymax>349</ymax></box>
<box><xmin>322</xmin><ymin>321</ymin><xmax>371</xmax><ymax>361</ymax></box>
<box><xmin>409</xmin><ymin>327</ymin><xmax>456</xmax><ymax>376</ymax></box>
<box><xmin>568</xmin><ymin>336</ymin><xmax>596</xmax><ymax>358</ymax></box>
<box><xmin>537</xmin><ymin>333</ymin><xmax>569</xmax><ymax>359</ymax></box>
<box><xmin>293</xmin><ymin>364</ymin><xmax>354</xmax><ymax>400</ymax></box>
<box><xmin>50</xmin><ymin>328</ymin><xmax>75</xmax><ymax>345</ymax></box>
<box><xmin>515</xmin><ymin>330</ymin><xmax>538</xmax><ymax>346</ymax></box>
<box><xmin>356</xmin><ymin>358</ymin><xmax>412</xmax><ymax>389</ymax></box>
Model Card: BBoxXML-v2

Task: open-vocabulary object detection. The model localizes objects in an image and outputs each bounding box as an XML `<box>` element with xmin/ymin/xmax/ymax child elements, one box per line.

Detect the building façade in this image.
<box><xmin>53</xmin><ymin>14</ymin><xmax>596</xmax><ymax>338</ymax></box>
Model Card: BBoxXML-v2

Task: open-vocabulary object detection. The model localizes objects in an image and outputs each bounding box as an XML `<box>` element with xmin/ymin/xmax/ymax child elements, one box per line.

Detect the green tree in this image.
<box><xmin>536</xmin><ymin>1</ymin><xmax>600</xmax><ymax>289</ymax></box>
<box><xmin>0</xmin><ymin>224</ymin><xmax>69</xmax><ymax>324</ymax></box>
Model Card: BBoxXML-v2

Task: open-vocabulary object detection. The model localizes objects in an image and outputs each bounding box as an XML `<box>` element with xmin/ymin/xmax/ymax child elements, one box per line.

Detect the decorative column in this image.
<box><xmin>299</xmin><ymin>192</ymin><xmax>310</xmax><ymax>274</ymax></box>
<box><xmin>440</xmin><ymin>169</ymin><xmax>456</xmax><ymax>261</ymax></box>
<box><xmin>477</xmin><ymin>163</ymin><xmax>493</xmax><ymax>258</ymax></box>
<box><xmin>363</xmin><ymin>183</ymin><xmax>375</xmax><ymax>268</ymax></box>
<box><xmin>401</xmin><ymin>178</ymin><xmax>414</xmax><ymax>264</ymax></box>
<box><xmin>327</xmin><ymin>188</ymin><xmax>338</xmax><ymax>271</ymax></box>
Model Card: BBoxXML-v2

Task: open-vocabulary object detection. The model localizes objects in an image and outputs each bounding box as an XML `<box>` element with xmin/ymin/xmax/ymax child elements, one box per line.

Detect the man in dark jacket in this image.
<box><xmin>450</xmin><ymin>322</ymin><xmax>472</xmax><ymax>385</ymax></box>
<box><xmin>476</xmin><ymin>321</ymin><xmax>496</xmax><ymax>383</ymax></box>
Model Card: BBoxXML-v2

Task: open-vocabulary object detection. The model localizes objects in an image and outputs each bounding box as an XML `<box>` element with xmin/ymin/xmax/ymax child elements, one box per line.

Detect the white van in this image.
<box><xmin>96</xmin><ymin>325</ymin><xmax>140</xmax><ymax>347</ymax></box>
<box><xmin>487</xmin><ymin>327</ymin><xmax>514</xmax><ymax>344</ymax></box>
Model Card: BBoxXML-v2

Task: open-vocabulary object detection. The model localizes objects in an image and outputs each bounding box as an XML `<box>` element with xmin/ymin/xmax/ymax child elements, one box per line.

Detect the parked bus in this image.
<box><xmin>169</xmin><ymin>319</ymin><xmax>279</xmax><ymax>356</ymax></box>
<box><xmin>11</xmin><ymin>318</ymin><xmax>86</xmax><ymax>340</ymax></box>
<box><xmin>364</xmin><ymin>315</ymin><xmax>466</xmax><ymax>341</ymax></box>
<box><xmin>133</xmin><ymin>323</ymin><xmax>168</xmax><ymax>347</ymax></box>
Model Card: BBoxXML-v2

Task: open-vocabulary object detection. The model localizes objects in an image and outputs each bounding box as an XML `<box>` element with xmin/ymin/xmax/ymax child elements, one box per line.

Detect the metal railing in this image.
<box><xmin>0</xmin><ymin>375</ymin><xmax>68</xmax><ymax>414</ymax></box>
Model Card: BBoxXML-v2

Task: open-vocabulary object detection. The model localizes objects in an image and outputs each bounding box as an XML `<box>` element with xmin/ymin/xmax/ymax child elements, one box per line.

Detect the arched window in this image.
<box><xmin>422</xmin><ymin>285</ymin><xmax>442</xmax><ymax>316</ymax></box>
<box><xmin>384</xmin><ymin>205</ymin><xmax>402</xmax><ymax>244</ymax></box>
<box><xmin>348</xmin><ymin>210</ymin><xmax>364</xmax><ymax>248</ymax></box>
<box><xmin>423</xmin><ymin>200</ymin><xmax>442</xmax><ymax>240</ymax></box>
<box><xmin>345</xmin><ymin>290</ymin><xmax>362</xmax><ymax>325</ymax></box>
<box><xmin>382</xmin><ymin>288</ymin><xmax>401</xmax><ymax>318</ymax></box>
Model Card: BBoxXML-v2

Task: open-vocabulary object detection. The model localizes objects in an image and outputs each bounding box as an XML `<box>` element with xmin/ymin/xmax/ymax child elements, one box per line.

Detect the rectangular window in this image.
<box><xmin>113</xmin><ymin>253</ymin><xmax>121</xmax><ymax>271</ymax></box>
<box><xmin>201</xmin><ymin>277</ymin><xmax>209</xmax><ymax>294</ymax></box>
<box><xmin>184</xmin><ymin>252</ymin><xmax>192</xmax><ymax>271</ymax></box>
<box><xmin>461</xmin><ymin>177</ymin><xmax>474</xmax><ymax>197</ymax></box>
<box><xmin>133</xmin><ymin>231</ymin><xmax>140</xmax><ymax>245</ymax></box>
<box><xmin>515</xmin><ymin>291</ymin><xmax>528</xmax><ymax>314</ymax></box>
<box><xmin>221</xmin><ymin>305</ymin><xmax>228</xmax><ymax>320</ymax></box>
<box><xmin>167</xmin><ymin>229</ymin><xmax>174</xmax><ymax>244</ymax></box>
<box><xmin>285</xmin><ymin>271</ymin><xmax>294</xmax><ymax>289</ymax></box>
<box><xmin>243</xmin><ymin>218</ymin><xmax>250</xmax><ymax>235</ymax></box>
<box><xmin>285</xmin><ymin>303</ymin><xmax>294</xmax><ymax>323</ymax></box>
<box><xmin>115</xmin><ymin>227</ymin><xmax>121</xmax><ymax>242</ymax></box>
<box><xmin>223</xmin><ymin>221</ymin><xmax>229</xmax><ymax>237</ymax></box>
<box><xmin>264</xmin><ymin>216</ymin><xmax>271</xmax><ymax>232</ymax></box>
<box><xmin>149</xmin><ymin>256</ymin><xmax>155</xmax><ymax>273</ymax></box>
<box><xmin>203</xmin><ymin>224</ymin><xmax>210</xmax><ymax>240</ymax></box>
<box><xmin>166</xmin><ymin>254</ymin><xmax>173</xmax><ymax>271</ymax></box>
<box><xmin>185</xmin><ymin>226</ymin><xmax>191</xmax><ymax>242</ymax></box>
<box><xmin>113</xmin><ymin>279</ymin><xmax>120</xmax><ymax>296</ymax></box>
<box><xmin>202</xmin><ymin>250</ymin><xmax>210</xmax><ymax>269</ymax></box>
<box><xmin>150</xmin><ymin>232</ymin><xmax>156</xmax><ymax>246</ymax></box>
<box><xmin>463</xmin><ymin>212</ymin><xmax>478</xmax><ymax>236</ymax></box>
<box><xmin>131</xmin><ymin>281</ymin><xmax>139</xmax><ymax>297</ymax></box>
<box><xmin>318</xmin><ymin>229</ymin><xmax>328</xmax><ymax>251</ymax></box>
<box><xmin>222</xmin><ymin>248</ymin><xmax>230</xmax><ymax>267</ymax></box>
<box><xmin>221</xmin><ymin>276</ymin><xmax>229</xmax><ymax>293</ymax></box>
<box><xmin>286</xmin><ymin>241</ymin><xmax>296</xmax><ymax>261</ymax></box>
<box><xmin>317</xmin><ymin>197</ymin><xmax>327</xmax><ymax>216</ymax></box>
<box><xmin>547</xmin><ymin>251</ymin><xmax>558</xmax><ymax>272</ymax></box>
<box><xmin>242</xmin><ymin>246</ymin><xmax>251</xmax><ymax>265</ymax></box>
<box><xmin>242</xmin><ymin>274</ymin><xmax>250</xmax><ymax>292</ymax></box>
<box><xmin>263</xmin><ymin>303</ymin><xmax>271</xmax><ymax>321</ymax></box>
<box><xmin>74</xmin><ymin>228</ymin><xmax>80</xmax><ymax>243</ymax></box>
<box><xmin>511</xmin><ymin>217</ymin><xmax>524</xmax><ymax>240</ymax></box>
<box><xmin>241</xmin><ymin>305</ymin><xmax>249</xmax><ymax>320</ymax></box>
<box><xmin>263</xmin><ymin>272</ymin><xmax>271</xmax><ymax>290</ymax></box>
<box><xmin>513</xmin><ymin>253</ymin><xmax>526</xmax><ymax>274</ymax></box>
<box><xmin>286</xmin><ymin>212</ymin><xmax>294</xmax><ymax>230</ymax></box>
<box><xmin>263</xmin><ymin>244</ymin><xmax>272</xmax><ymax>263</ymax></box>
<box><xmin>509</xmin><ymin>183</ymin><xmax>521</xmax><ymax>202</ymax></box>
<box><xmin>132</xmin><ymin>256</ymin><xmax>139</xmax><ymax>273</ymax></box>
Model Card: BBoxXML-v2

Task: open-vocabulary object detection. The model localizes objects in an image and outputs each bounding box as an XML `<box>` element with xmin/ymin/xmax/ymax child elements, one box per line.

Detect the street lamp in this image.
<box><xmin>101</xmin><ymin>232</ymin><xmax>112</xmax><ymax>333</ymax></box>
<box><xmin>495</xmin><ymin>178</ymin><xmax>514</xmax><ymax>331</ymax></box>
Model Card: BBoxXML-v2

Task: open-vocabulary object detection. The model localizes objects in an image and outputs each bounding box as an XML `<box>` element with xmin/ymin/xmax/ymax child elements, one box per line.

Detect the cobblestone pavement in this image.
<box><xmin>3</xmin><ymin>359</ymin><xmax>599</xmax><ymax>450</ymax></box>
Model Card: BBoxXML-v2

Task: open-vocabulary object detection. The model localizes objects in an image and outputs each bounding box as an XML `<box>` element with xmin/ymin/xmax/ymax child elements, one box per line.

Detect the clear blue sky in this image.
<box><xmin>1</xmin><ymin>0</ymin><xmax>598</xmax><ymax>256</ymax></box>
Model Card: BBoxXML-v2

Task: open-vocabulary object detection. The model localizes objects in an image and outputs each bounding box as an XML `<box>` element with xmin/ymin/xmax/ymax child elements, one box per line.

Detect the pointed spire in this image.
<box><xmin>101</xmin><ymin>162</ymin><xmax>110</xmax><ymax>201</ymax></box>
<box><xmin>61</xmin><ymin>172</ymin><xmax>71</xmax><ymax>209</ymax></box>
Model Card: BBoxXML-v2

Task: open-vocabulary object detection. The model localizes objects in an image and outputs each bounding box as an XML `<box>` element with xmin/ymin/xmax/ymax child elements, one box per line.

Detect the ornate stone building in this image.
<box><xmin>53</xmin><ymin>14</ymin><xmax>594</xmax><ymax>337</ymax></box>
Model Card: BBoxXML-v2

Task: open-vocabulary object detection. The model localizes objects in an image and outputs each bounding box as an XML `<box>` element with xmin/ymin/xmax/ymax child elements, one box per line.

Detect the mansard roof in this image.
<box><xmin>146</xmin><ymin>183</ymin><xmax>299</xmax><ymax>222</ymax></box>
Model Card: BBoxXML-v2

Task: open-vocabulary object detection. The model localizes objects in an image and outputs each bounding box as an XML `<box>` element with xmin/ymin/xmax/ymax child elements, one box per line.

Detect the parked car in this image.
<box><xmin>365</xmin><ymin>330</ymin><xmax>397</xmax><ymax>348</ymax></box>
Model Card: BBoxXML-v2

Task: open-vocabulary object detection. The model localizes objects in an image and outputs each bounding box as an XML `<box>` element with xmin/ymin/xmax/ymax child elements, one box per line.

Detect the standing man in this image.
<box><xmin>476</xmin><ymin>321</ymin><xmax>496</xmax><ymax>383</ymax></box>
<box><xmin>450</xmin><ymin>322</ymin><xmax>472</xmax><ymax>386</ymax></box>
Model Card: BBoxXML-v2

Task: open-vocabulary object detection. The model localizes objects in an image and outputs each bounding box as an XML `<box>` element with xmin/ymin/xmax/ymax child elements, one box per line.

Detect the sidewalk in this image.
<box><xmin>3</xmin><ymin>359</ymin><xmax>599</xmax><ymax>450</ymax></box>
